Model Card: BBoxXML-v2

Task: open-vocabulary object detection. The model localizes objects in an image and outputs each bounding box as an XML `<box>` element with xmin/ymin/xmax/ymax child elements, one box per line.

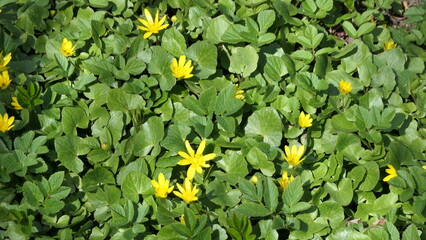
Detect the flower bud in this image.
<box><xmin>250</xmin><ymin>176</ymin><xmax>259</xmax><ymax>184</ymax></box>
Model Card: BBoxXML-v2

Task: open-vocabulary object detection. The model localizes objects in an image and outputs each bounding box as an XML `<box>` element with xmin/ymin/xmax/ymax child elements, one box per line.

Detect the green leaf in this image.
<box><xmin>283</xmin><ymin>178</ymin><xmax>303</xmax><ymax>206</ymax></box>
<box><xmin>23</xmin><ymin>181</ymin><xmax>44</xmax><ymax>207</ymax></box>
<box><xmin>228</xmin><ymin>45</ymin><xmax>258</xmax><ymax>78</ymax></box>
<box><xmin>206</xmin><ymin>180</ymin><xmax>241</xmax><ymax>207</ymax></box>
<box><xmin>134</xmin><ymin>116</ymin><xmax>164</xmax><ymax>157</ymax></box>
<box><xmin>235</xmin><ymin>202</ymin><xmax>270</xmax><ymax>217</ymax></box>
<box><xmin>324</xmin><ymin>178</ymin><xmax>353</xmax><ymax>206</ymax></box>
<box><xmin>121</xmin><ymin>171</ymin><xmax>153</xmax><ymax>202</ymax></box>
<box><xmin>264</xmin><ymin>56</ymin><xmax>289</xmax><ymax>81</ymax></box>
<box><xmin>82</xmin><ymin>167</ymin><xmax>116</xmax><ymax>192</ymax></box>
<box><xmin>342</xmin><ymin>21</ymin><xmax>358</xmax><ymax>38</ymax></box>
<box><xmin>162</xmin><ymin>28</ymin><xmax>187</xmax><ymax>57</ymax></box>
<box><xmin>263</xmin><ymin>178</ymin><xmax>279</xmax><ymax>212</ymax></box>
<box><xmin>147</xmin><ymin>46</ymin><xmax>175</xmax><ymax>91</ymax></box>
<box><xmin>62</xmin><ymin>107</ymin><xmax>89</xmax><ymax>135</ymax></box>
<box><xmin>187</xmin><ymin>41</ymin><xmax>218</xmax><ymax>79</ymax></box>
<box><xmin>55</xmin><ymin>135</ymin><xmax>83</xmax><ymax>173</ymax></box>
<box><xmin>205</xmin><ymin>15</ymin><xmax>231</xmax><ymax>44</ymax></box>
<box><xmin>257</xmin><ymin>10</ymin><xmax>275</xmax><ymax>33</ymax></box>
<box><xmin>246</xmin><ymin>147</ymin><xmax>275</xmax><ymax>176</ymax></box>
<box><xmin>107</xmin><ymin>88</ymin><xmax>145</xmax><ymax>112</ymax></box>
<box><xmin>245</xmin><ymin>107</ymin><xmax>282</xmax><ymax>147</ymax></box>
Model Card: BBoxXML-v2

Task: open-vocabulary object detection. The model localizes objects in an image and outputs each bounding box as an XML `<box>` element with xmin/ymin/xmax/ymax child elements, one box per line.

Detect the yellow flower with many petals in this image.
<box><xmin>338</xmin><ymin>79</ymin><xmax>352</xmax><ymax>95</ymax></box>
<box><xmin>11</xmin><ymin>97</ymin><xmax>23</xmax><ymax>110</ymax></box>
<box><xmin>282</xmin><ymin>145</ymin><xmax>305</xmax><ymax>167</ymax></box>
<box><xmin>383</xmin><ymin>165</ymin><xmax>398</xmax><ymax>182</ymax></box>
<box><xmin>60</xmin><ymin>38</ymin><xmax>76</xmax><ymax>57</ymax></box>
<box><xmin>278</xmin><ymin>171</ymin><xmax>294</xmax><ymax>189</ymax></box>
<box><xmin>0</xmin><ymin>52</ymin><xmax>11</xmax><ymax>71</ymax></box>
<box><xmin>137</xmin><ymin>9</ymin><xmax>169</xmax><ymax>39</ymax></box>
<box><xmin>173</xmin><ymin>178</ymin><xmax>199</xmax><ymax>204</ymax></box>
<box><xmin>299</xmin><ymin>111</ymin><xmax>313</xmax><ymax>128</ymax></box>
<box><xmin>384</xmin><ymin>41</ymin><xmax>397</xmax><ymax>50</ymax></box>
<box><xmin>178</xmin><ymin>140</ymin><xmax>216</xmax><ymax>180</ymax></box>
<box><xmin>0</xmin><ymin>71</ymin><xmax>11</xmax><ymax>90</ymax></box>
<box><xmin>151</xmin><ymin>173</ymin><xmax>174</xmax><ymax>198</ymax></box>
<box><xmin>170</xmin><ymin>56</ymin><xmax>194</xmax><ymax>79</ymax></box>
<box><xmin>234</xmin><ymin>84</ymin><xmax>244</xmax><ymax>100</ymax></box>
<box><xmin>0</xmin><ymin>113</ymin><xmax>15</xmax><ymax>133</ymax></box>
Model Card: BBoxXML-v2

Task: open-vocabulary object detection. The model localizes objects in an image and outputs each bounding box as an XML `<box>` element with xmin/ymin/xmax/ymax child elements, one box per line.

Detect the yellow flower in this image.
<box><xmin>0</xmin><ymin>113</ymin><xmax>15</xmax><ymax>133</ymax></box>
<box><xmin>234</xmin><ymin>84</ymin><xmax>244</xmax><ymax>100</ymax></box>
<box><xmin>60</xmin><ymin>38</ymin><xmax>76</xmax><ymax>57</ymax></box>
<box><xmin>338</xmin><ymin>79</ymin><xmax>352</xmax><ymax>95</ymax></box>
<box><xmin>173</xmin><ymin>178</ymin><xmax>199</xmax><ymax>204</ymax></box>
<box><xmin>179</xmin><ymin>214</ymin><xmax>185</xmax><ymax>224</ymax></box>
<box><xmin>11</xmin><ymin>97</ymin><xmax>23</xmax><ymax>110</ymax></box>
<box><xmin>151</xmin><ymin>173</ymin><xmax>174</xmax><ymax>198</ymax></box>
<box><xmin>278</xmin><ymin>171</ymin><xmax>294</xmax><ymax>189</ymax></box>
<box><xmin>178</xmin><ymin>140</ymin><xmax>216</xmax><ymax>180</ymax></box>
<box><xmin>383</xmin><ymin>165</ymin><xmax>398</xmax><ymax>182</ymax></box>
<box><xmin>298</xmin><ymin>111</ymin><xmax>313</xmax><ymax>128</ymax></box>
<box><xmin>0</xmin><ymin>71</ymin><xmax>11</xmax><ymax>90</ymax></box>
<box><xmin>282</xmin><ymin>145</ymin><xmax>305</xmax><ymax>167</ymax></box>
<box><xmin>137</xmin><ymin>9</ymin><xmax>169</xmax><ymax>39</ymax></box>
<box><xmin>250</xmin><ymin>176</ymin><xmax>259</xmax><ymax>184</ymax></box>
<box><xmin>0</xmin><ymin>52</ymin><xmax>12</xmax><ymax>71</ymax></box>
<box><xmin>384</xmin><ymin>41</ymin><xmax>397</xmax><ymax>50</ymax></box>
<box><xmin>170</xmin><ymin>56</ymin><xmax>194</xmax><ymax>79</ymax></box>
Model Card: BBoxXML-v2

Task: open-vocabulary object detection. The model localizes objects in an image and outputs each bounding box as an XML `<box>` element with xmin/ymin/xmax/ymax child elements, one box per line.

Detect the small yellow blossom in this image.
<box><xmin>0</xmin><ymin>113</ymin><xmax>15</xmax><ymax>133</ymax></box>
<box><xmin>11</xmin><ymin>97</ymin><xmax>23</xmax><ymax>110</ymax></box>
<box><xmin>101</xmin><ymin>142</ymin><xmax>108</xmax><ymax>150</ymax></box>
<box><xmin>173</xmin><ymin>178</ymin><xmax>199</xmax><ymax>204</ymax></box>
<box><xmin>384</xmin><ymin>41</ymin><xmax>397</xmax><ymax>50</ymax></box>
<box><xmin>170</xmin><ymin>56</ymin><xmax>194</xmax><ymax>79</ymax></box>
<box><xmin>137</xmin><ymin>9</ymin><xmax>169</xmax><ymax>39</ymax></box>
<box><xmin>0</xmin><ymin>52</ymin><xmax>12</xmax><ymax>71</ymax></box>
<box><xmin>234</xmin><ymin>84</ymin><xmax>244</xmax><ymax>100</ymax></box>
<box><xmin>0</xmin><ymin>71</ymin><xmax>11</xmax><ymax>90</ymax></box>
<box><xmin>298</xmin><ymin>111</ymin><xmax>313</xmax><ymax>128</ymax></box>
<box><xmin>383</xmin><ymin>165</ymin><xmax>398</xmax><ymax>182</ymax></box>
<box><xmin>60</xmin><ymin>38</ymin><xmax>76</xmax><ymax>57</ymax></box>
<box><xmin>171</xmin><ymin>15</ymin><xmax>178</xmax><ymax>23</ymax></box>
<box><xmin>178</xmin><ymin>140</ymin><xmax>216</xmax><ymax>180</ymax></box>
<box><xmin>282</xmin><ymin>145</ymin><xmax>305</xmax><ymax>167</ymax></box>
<box><xmin>250</xmin><ymin>176</ymin><xmax>259</xmax><ymax>184</ymax></box>
<box><xmin>151</xmin><ymin>173</ymin><xmax>174</xmax><ymax>198</ymax></box>
<box><xmin>278</xmin><ymin>171</ymin><xmax>294</xmax><ymax>189</ymax></box>
<box><xmin>338</xmin><ymin>79</ymin><xmax>352</xmax><ymax>95</ymax></box>
<box><xmin>179</xmin><ymin>214</ymin><xmax>185</xmax><ymax>224</ymax></box>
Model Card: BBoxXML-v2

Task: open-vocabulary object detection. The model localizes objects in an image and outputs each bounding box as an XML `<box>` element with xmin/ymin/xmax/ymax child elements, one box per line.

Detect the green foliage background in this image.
<box><xmin>0</xmin><ymin>0</ymin><xmax>425</xmax><ymax>239</ymax></box>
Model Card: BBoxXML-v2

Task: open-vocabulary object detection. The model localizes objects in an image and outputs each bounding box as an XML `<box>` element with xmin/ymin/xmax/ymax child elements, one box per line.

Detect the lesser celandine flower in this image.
<box><xmin>384</xmin><ymin>41</ymin><xmax>397</xmax><ymax>50</ymax></box>
<box><xmin>60</xmin><ymin>38</ymin><xmax>76</xmax><ymax>57</ymax></box>
<box><xmin>178</xmin><ymin>140</ymin><xmax>216</xmax><ymax>180</ymax></box>
<box><xmin>234</xmin><ymin>84</ymin><xmax>244</xmax><ymax>100</ymax></box>
<box><xmin>0</xmin><ymin>113</ymin><xmax>15</xmax><ymax>133</ymax></box>
<box><xmin>383</xmin><ymin>165</ymin><xmax>398</xmax><ymax>182</ymax></box>
<box><xmin>298</xmin><ymin>111</ymin><xmax>313</xmax><ymax>128</ymax></box>
<box><xmin>11</xmin><ymin>97</ymin><xmax>23</xmax><ymax>110</ymax></box>
<box><xmin>0</xmin><ymin>71</ymin><xmax>11</xmax><ymax>90</ymax></box>
<box><xmin>170</xmin><ymin>56</ymin><xmax>194</xmax><ymax>79</ymax></box>
<box><xmin>173</xmin><ymin>178</ymin><xmax>199</xmax><ymax>204</ymax></box>
<box><xmin>282</xmin><ymin>145</ymin><xmax>305</xmax><ymax>167</ymax></box>
<box><xmin>137</xmin><ymin>9</ymin><xmax>169</xmax><ymax>39</ymax></box>
<box><xmin>151</xmin><ymin>173</ymin><xmax>174</xmax><ymax>198</ymax></box>
<box><xmin>278</xmin><ymin>171</ymin><xmax>294</xmax><ymax>189</ymax></box>
<box><xmin>338</xmin><ymin>79</ymin><xmax>352</xmax><ymax>95</ymax></box>
<box><xmin>0</xmin><ymin>51</ymin><xmax>11</xmax><ymax>71</ymax></box>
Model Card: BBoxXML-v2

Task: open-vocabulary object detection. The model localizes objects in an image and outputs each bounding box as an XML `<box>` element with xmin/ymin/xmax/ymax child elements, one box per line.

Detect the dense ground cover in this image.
<box><xmin>0</xmin><ymin>0</ymin><xmax>425</xmax><ymax>239</ymax></box>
